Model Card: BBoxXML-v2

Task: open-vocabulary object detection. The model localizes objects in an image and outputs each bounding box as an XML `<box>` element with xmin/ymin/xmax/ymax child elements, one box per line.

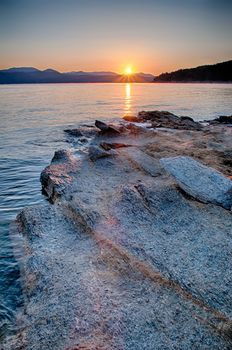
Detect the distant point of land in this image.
<box><xmin>153</xmin><ymin>60</ymin><xmax>232</xmax><ymax>83</ymax></box>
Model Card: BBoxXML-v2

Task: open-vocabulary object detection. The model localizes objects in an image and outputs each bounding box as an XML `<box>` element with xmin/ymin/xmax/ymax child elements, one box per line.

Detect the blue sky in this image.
<box><xmin>0</xmin><ymin>0</ymin><xmax>231</xmax><ymax>73</ymax></box>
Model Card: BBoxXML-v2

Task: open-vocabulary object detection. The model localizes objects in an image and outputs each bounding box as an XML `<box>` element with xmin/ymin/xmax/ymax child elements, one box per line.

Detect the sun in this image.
<box><xmin>125</xmin><ymin>66</ymin><xmax>133</xmax><ymax>75</ymax></box>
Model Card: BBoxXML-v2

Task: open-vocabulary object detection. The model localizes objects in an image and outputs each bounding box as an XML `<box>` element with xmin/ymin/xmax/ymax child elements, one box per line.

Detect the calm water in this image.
<box><xmin>0</xmin><ymin>83</ymin><xmax>232</xmax><ymax>338</ymax></box>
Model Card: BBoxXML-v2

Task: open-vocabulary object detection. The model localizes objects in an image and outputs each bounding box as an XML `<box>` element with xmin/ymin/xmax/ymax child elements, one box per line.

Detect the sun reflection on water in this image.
<box><xmin>125</xmin><ymin>83</ymin><xmax>132</xmax><ymax>115</ymax></box>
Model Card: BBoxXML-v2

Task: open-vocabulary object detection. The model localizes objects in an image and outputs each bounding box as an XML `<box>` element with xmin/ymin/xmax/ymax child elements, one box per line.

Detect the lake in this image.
<box><xmin>0</xmin><ymin>82</ymin><xmax>232</xmax><ymax>338</ymax></box>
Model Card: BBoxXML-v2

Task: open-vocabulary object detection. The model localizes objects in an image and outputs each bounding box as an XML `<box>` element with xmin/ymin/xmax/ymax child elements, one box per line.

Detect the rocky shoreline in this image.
<box><xmin>2</xmin><ymin>111</ymin><xmax>232</xmax><ymax>350</ymax></box>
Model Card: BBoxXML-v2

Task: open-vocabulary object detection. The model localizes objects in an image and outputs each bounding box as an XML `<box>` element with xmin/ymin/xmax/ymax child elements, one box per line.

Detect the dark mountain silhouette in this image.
<box><xmin>0</xmin><ymin>67</ymin><xmax>155</xmax><ymax>84</ymax></box>
<box><xmin>153</xmin><ymin>60</ymin><xmax>232</xmax><ymax>82</ymax></box>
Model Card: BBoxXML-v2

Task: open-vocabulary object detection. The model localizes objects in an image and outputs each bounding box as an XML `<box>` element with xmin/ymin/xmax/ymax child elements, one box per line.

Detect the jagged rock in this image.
<box><xmin>40</xmin><ymin>149</ymin><xmax>78</xmax><ymax>201</ymax></box>
<box><xmin>95</xmin><ymin>120</ymin><xmax>121</xmax><ymax>134</ymax></box>
<box><xmin>137</xmin><ymin>110</ymin><xmax>202</xmax><ymax>130</ymax></box>
<box><xmin>160</xmin><ymin>156</ymin><xmax>232</xmax><ymax>210</ymax></box>
<box><xmin>51</xmin><ymin>149</ymin><xmax>73</xmax><ymax>163</ymax></box>
<box><xmin>88</xmin><ymin>145</ymin><xmax>111</xmax><ymax>161</ymax></box>
<box><xmin>64</xmin><ymin>125</ymin><xmax>98</xmax><ymax>138</ymax></box>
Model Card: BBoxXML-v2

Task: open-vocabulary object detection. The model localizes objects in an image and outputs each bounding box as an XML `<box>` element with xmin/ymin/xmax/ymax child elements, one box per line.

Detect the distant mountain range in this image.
<box><xmin>0</xmin><ymin>67</ymin><xmax>155</xmax><ymax>84</ymax></box>
<box><xmin>153</xmin><ymin>60</ymin><xmax>232</xmax><ymax>82</ymax></box>
<box><xmin>1</xmin><ymin>60</ymin><xmax>231</xmax><ymax>84</ymax></box>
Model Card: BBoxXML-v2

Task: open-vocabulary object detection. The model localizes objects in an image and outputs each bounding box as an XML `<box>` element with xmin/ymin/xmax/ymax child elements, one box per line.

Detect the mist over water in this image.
<box><xmin>0</xmin><ymin>82</ymin><xmax>232</xmax><ymax>338</ymax></box>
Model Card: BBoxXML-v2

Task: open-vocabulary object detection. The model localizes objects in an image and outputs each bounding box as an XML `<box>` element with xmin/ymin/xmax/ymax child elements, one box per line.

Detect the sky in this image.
<box><xmin>0</xmin><ymin>0</ymin><xmax>232</xmax><ymax>74</ymax></box>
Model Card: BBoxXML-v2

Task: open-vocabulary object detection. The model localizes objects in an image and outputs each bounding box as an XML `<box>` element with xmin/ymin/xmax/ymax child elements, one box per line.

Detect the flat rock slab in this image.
<box><xmin>3</xmin><ymin>117</ymin><xmax>232</xmax><ymax>350</ymax></box>
<box><xmin>160</xmin><ymin>156</ymin><xmax>232</xmax><ymax>210</ymax></box>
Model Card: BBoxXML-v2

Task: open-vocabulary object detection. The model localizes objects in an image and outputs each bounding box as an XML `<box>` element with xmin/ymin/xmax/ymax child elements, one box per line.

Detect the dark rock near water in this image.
<box><xmin>64</xmin><ymin>129</ymin><xmax>83</xmax><ymax>137</ymax></box>
<box><xmin>64</xmin><ymin>125</ymin><xmax>98</xmax><ymax>138</ymax></box>
<box><xmin>180</xmin><ymin>116</ymin><xmax>194</xmax><ymax>122</ymax></box>
<box><xmin>95</xmin><ymin>120</ymin><xmax>121</xmax><ymax>134</ymax></box>
<box><xmin>209</xmin><ymin>115</ymin><xmax>232</xmax><ymax>125</ymax></box>
<box><xmin>137</xmin><ymin>110</ymin><xmax>202</xmax><ymax>130</ymax></box>
<box><xmin>218</xmin><ymin>115</ymin><xmax>232</xmax><ymax>124</ymax></box>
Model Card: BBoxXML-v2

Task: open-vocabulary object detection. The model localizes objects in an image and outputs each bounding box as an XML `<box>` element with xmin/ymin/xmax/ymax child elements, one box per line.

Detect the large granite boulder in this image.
<box><xmin>160</xmin><ymin>156</ymin><xmax>232</xmax><ymax>210</ymax></box>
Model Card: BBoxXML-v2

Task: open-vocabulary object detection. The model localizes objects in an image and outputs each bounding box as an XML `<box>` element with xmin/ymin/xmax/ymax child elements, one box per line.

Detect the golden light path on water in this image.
<box><xmin>125</xmin><ymin>83</ymin><xmax>132</xmax><ymax>115</ymax></box>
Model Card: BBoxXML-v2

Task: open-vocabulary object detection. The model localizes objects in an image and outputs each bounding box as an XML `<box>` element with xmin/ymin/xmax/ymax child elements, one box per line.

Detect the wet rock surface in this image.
<box><xmin>2</xmin><ymin>112</ymin><xmax>232</xmax><ymax>350</ymax></box>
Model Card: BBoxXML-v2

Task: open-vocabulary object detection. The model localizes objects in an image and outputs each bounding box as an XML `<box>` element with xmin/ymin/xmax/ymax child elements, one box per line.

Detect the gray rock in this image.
<box><xmin>51</xmin><ymin>149</ymin><xmax>73</xmax><ymax>163</ymax></box>
<box><xmin>40</xmin><ymin>149</ymin><xmax>78</xmax><ymax>201</ymax></box>
<box><xmin>160</xmin><ymin>156</ymin><xmax>232</xmax><ymax>210</ymax></box>
<box><xmin>123</xmin><ymin>148</ymin><xmax>163</xmax><ymax>177</ymax></box>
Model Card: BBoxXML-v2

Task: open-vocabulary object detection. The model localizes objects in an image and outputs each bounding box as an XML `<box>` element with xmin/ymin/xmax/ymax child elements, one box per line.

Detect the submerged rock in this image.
<box><xmin>160</xmin><ymin>156</ymin><xmax>232</xmax><ymax>210</ymax></box>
